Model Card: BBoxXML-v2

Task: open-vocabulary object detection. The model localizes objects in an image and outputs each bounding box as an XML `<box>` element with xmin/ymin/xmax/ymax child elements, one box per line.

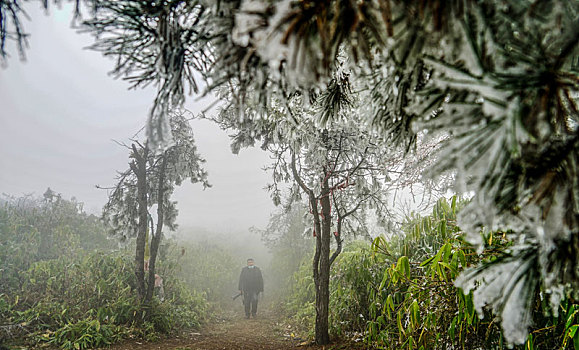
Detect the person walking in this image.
<box><xmin>238</xmin><ymin>258</ymin><xmax>264</xmax><ymax>319</ymax></box>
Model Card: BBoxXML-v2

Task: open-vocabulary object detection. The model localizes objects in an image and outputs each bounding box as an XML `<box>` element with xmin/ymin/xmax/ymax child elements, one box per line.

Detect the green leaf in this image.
<box><xmin>397</xmin><ymin>309</ymin><xmax>405</xmax><ymax>337</ymax></box>
<box><xmin>449</xmin><ymin>316</ymin><xmax>457</xmax><ymax>339</ymax></box>
<box><xmin>442</xmin><ymin>243</ymin><xmax>452</xmax><ymax>263</ymax></box>
<box><xmin>436</xmin><ymin>263</ymin><xmax>446</xmax><ymax>281</ymax></box>
<box><xmin>411</xmin><ymin>299</ymin><xmax>420</xmax><ymax>326</ymax></box>
<box><xmin>419</xmin><ymin>255</ymin><xmax>436</xmax><ymax>267</ymax></box>
<box><xmin>438</xmin><ymin>220</ymin><xmax>447</xmax><ymax>237</ymax></box>
<box><xmin>465</xmin><ymin>293</ymin><xmax>475</xmax><ymax>320</ymax></box>
<box><xmin>526</xmin><ymin>333</ymin><xmax>534</xmax><ymax>350</ymax></box>
<box><xmin>567</xmin><ymin>305</ymin><xmax>578</xmax><ymax>329</ymax></box>
<box><xmin>413</xmin><ymin>224</ymin><xmax>420</xmax><ymax>240</ymax></box>
<box><xmin>457</xmin><ymin>249</ymin><xmax>467</xmax><ymax>268</ymax></box>
<box><xmin>397</xmin><ymin>256</ymin><xmax>410</xmax><ymax>277</ymax></box>
<box><xmin>408</xmin><ymin>335</ymin><xmax>414</xmax><ymax>350</ymax></box>
<box><xmin>431</xmin><ymin>248</ymin><xmax>444</xmax><ymax>278</ymax></box>
<box><xmin>568</xmin><ymin>324</ymin><xmax>578</xmax><ymax>339</ymax></box>
<box><xmin>450</xmin><ymin>250</ymin><xmax>459</xmax><ymax>269</ymax></box>
<box><xmin>387</xmin><ymin>295</ymin><xmax>394</xmax><ymax>318</ymax></box>
<box><xmin>379</xmin><ymin>269</ymin><xmax>390</xmax><ymax>290</ymax></box>
<box><xmin>439</xmin><ymin>262</ymin><xmax>458</xmax><ymax>278</ymax></box>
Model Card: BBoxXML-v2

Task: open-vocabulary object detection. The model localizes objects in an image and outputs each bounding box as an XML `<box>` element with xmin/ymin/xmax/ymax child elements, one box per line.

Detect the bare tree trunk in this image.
<box><xmin>309</xmin><ymin>191</ymin><xmax>323</xmax><ymax>340</ymax></box>
<box><xmin>130</xmin><ymin>144</ymin><xmax>148</xmax><ymax>301</ymax></box>
<box><xmin>314</xmin><ymin>175</ymin><xmax>332</xmax><ymax>345</ymax></box>
<box><xmin>145</xmin><ymin>154</ymin><xmax>167</xmax><ymax>303</ymax></box>
<box><xmin>291</xmin><ymin>151</ymin><xmax>334</xmax><ymax>345</ymax></box>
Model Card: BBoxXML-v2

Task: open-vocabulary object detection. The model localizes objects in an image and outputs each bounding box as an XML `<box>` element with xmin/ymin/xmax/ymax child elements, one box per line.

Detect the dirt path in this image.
<box><xmin>105</xmin><ymin>306</ymin><xmax>363</xmax><ymax>350</ymax></box>
<box><xmin>174</xmin><ymin>308</ymin><xmax>307</xmax><ymax>350</ymax></box>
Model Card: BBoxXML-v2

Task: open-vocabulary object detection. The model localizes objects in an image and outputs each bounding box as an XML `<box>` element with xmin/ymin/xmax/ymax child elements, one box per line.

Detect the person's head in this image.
<box><xmin>247</xmin><ymin>258</ymin><xmax>255</xmax><ymax>268</ymax></box>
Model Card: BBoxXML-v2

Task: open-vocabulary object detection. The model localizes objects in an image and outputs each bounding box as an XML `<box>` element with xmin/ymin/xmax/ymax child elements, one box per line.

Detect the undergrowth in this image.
<box><xmin>1</xmin><ymin>251</ymin><xmax>208</xmax><ymax>349</ymax></box>
<box><xmin>281</xmin><ymin>196</ymin><xmax>579</xmax><ymax>349</ymax></box>
<box><xmin>0</xmin><ymin>194</ymin><xmax>211</xmax><ymax>349</ymax></box>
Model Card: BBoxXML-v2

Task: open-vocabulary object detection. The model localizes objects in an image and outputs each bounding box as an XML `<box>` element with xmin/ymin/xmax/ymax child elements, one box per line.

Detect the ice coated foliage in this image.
<box><xmin>0</xmin><ymin>0</ymin><xmax>82</xmax><ymax>61</ymax></box>
<box><xmin>3</xmin><ymin>0</ymin><xmax>578</xmax><ymax>345</ymax></box>
<box><xmin>219</xmin><ymin>1</ymin><xmax>579</xmax><ymax>345</ymax></box>
<box><xmin>82</xmin><ymin>1</ymin><xmax>209</xmax><ymax>149</ymax></box>
<box><xmin>0</xmin><ymin>0</ymin><xmax>29</xmax><ymax>60</ymax></box>
<box><xmin>214</xmin><ymin>73</ymin><xmax>397</xmax><ymax>237</ymax></box>
<box><xmin>102</xmin><ymin>112</ymin><xmax>209</xmax><ymax>242</ymax></box>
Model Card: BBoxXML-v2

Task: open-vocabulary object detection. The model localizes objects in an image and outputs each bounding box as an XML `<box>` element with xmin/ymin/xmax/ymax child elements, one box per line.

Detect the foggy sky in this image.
<box><xmin>0</xmin><ymin>4</ymin><xmax>277</xmax><ymax>232</ymax></box>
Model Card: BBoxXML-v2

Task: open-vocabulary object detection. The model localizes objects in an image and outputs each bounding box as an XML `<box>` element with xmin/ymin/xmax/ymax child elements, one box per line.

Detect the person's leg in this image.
<box><xmin>243</xmin><ymin>293</ymin><xmax>251</xmax><ymax>318</ymax></box>
<box><xmin>251</xmin><ymin>292</ymin><xmax>258</xmax><ymax>317</ymax></box>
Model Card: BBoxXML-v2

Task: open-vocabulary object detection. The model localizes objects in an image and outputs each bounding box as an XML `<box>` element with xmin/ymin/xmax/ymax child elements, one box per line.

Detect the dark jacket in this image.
<box><xmin>238</xmin><ymin>266</ymin><xmax>264</xmax><ymax>293</ymax></box>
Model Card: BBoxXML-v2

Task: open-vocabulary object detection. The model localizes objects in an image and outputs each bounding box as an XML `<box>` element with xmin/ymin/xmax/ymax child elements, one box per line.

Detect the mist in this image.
<box><xmin>0</xmin><ymin>4</ymin><xmax>277</xmax><ymax>233</ymax></box>
<box><xmin>2</xmin><ymin>2</ymin><xmax>571</xmax><ymax>349</ymax></box>
<box><xmin>0</xmin><ymin>1</ymin><xmax>286</xmax><ymax>319</ymax></box>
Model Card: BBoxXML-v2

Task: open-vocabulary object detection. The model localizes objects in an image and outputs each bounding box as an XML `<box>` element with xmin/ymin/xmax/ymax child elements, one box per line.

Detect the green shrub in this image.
<box><xmin>165</xmin><ymin>281</ymin><xmax>207</xmax><ymax>329</ymax></box>
<box><xmin>282</xmin><ymin>260</ymin><xmax>316</xmax><ymax>337</ymax></box>
<box><xmin>1</xmin><ymin>193</ymin><xmax>213</xmax><ymax>348</ymax></box>
<box><xmin>43</xmin><ymin>318</ymin><xmax>124</xmax><ymax>350</ymax></box>
<box><xmin>281</xmin><ymin>196</ymin><xmax>579</xmax><ymax>349</ymax></box>
<box><xmin>329</xmin><ymin>241</ymin><xmax>386</xmax><ymax>337</ymax></box>
<box><xmin>367</xmin><ymin>197</ymin><xmax>579</xmax><ymax>350</ymax></box>
<box><xmin>0</xmin><ymin>193</ymin><xmax>115</xmax><ymax>296</ymax></box>
<box><xmin>17</xmin><ymin>252</ymin><xmax>135</xmax><ymax>328</ymax></box>
<box><xmin>3</xmin><ymin>249</ymin><xmax>209</xmax><ymax>347</ymax></box>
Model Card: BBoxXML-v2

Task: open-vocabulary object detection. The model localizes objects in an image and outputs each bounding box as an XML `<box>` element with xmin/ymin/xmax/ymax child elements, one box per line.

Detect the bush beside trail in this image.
<box><xmin>1</xmin><ymin>249</ymin><xmax>209</xmax><ymax>349</ymax></box>
<box><xmin>279</xmin><ymin>197</ymin><xmax>579</xmax><ymax>350</ymax></box>
<box><xmin>0</xmin><ymin>194</ymin><xmax>211</xmax><ymax>349</ymax></box>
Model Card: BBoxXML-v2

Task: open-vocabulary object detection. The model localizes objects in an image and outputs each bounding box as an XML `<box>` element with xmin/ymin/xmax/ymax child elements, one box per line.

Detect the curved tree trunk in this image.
<box><xmin>314</xmin><ymin>175</ymin><xmax>332</xmax><ymax>345</ymax></box>
<box><xmin>291</xmin><ymin>151</ymin><xmax>337</xmax><ymax>345</ymax></box>
<box><xmin>130</xmin><ymin>144</ymin><xmax>148</xmax><ymax>301</ymax></box>
<box><xmin>145</xmin><ymin>155</ymin><xmax>167</xmax><ymax>303</ymax></box>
